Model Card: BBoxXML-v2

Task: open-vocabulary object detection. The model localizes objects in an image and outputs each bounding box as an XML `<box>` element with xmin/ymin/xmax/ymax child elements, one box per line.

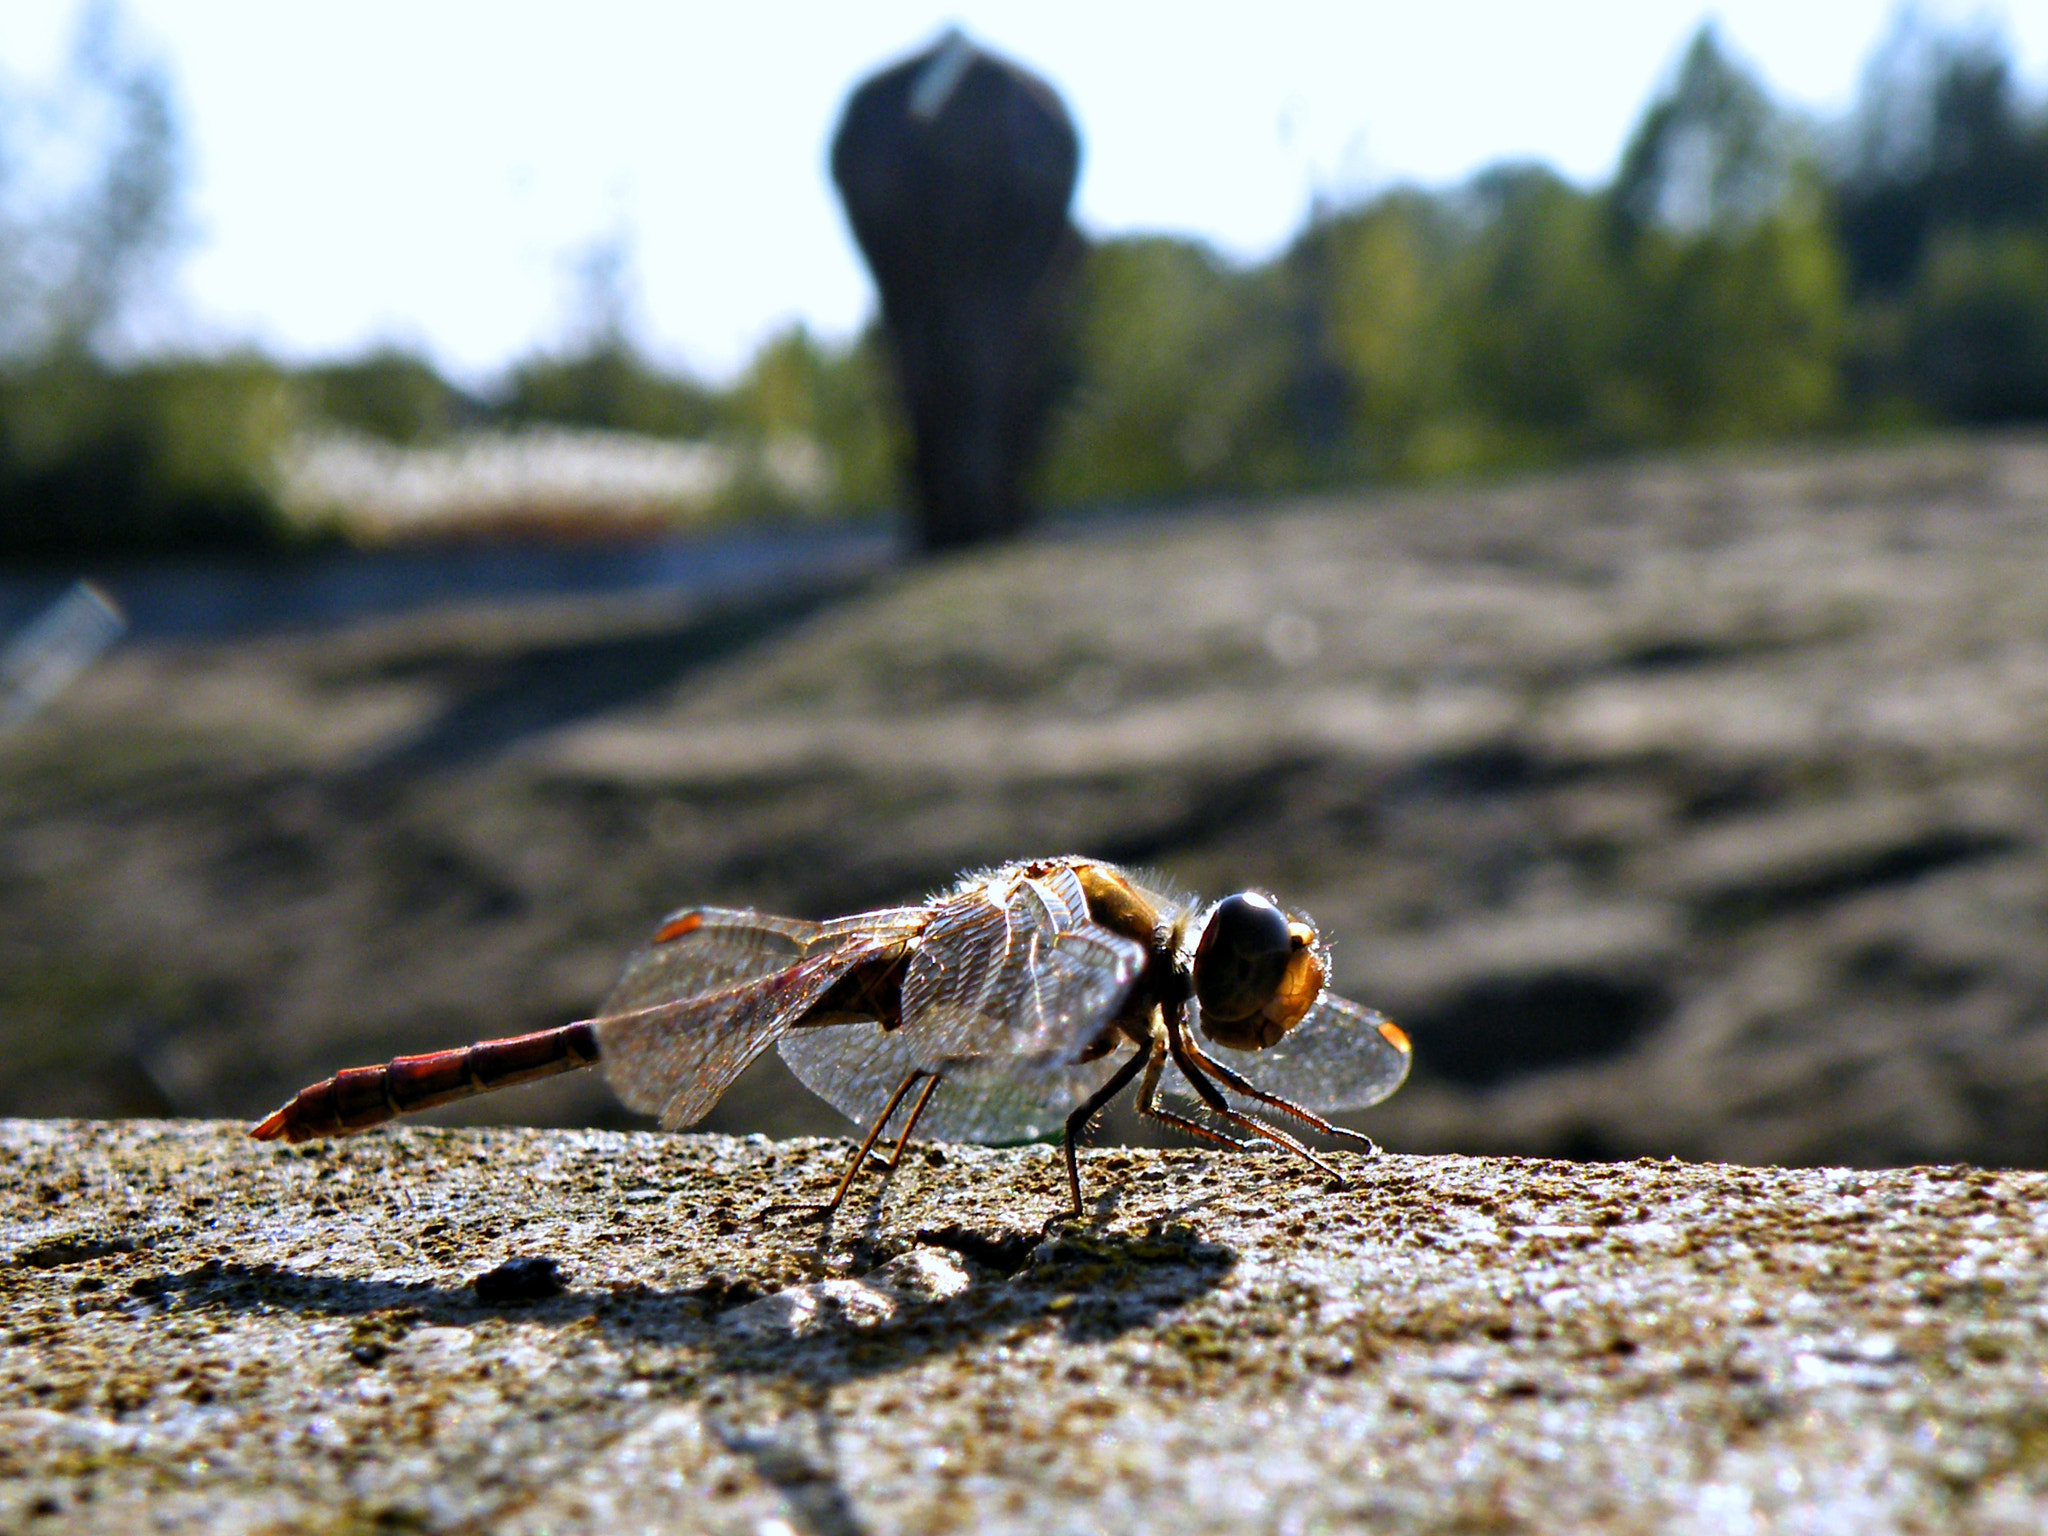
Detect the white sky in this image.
<box><xmin>7</xmin><ymin>1</ymin><xmax>2047</xmax><ymax>385</ymax></box>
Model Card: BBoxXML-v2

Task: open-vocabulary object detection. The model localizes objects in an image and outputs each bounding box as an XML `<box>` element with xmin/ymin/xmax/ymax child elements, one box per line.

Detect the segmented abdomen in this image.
<box><xmin>248</xmin><ymin>1021</ymin><xmax>600</xmax><ymax>1143</ymax></box>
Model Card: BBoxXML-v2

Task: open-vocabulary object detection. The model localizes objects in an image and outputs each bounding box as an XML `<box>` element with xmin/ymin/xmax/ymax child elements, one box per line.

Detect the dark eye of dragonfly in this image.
<box><xmin>1192</xmin><ymin>892</ymin><xmax>1295</xmax><ymax>1024</ymax></box>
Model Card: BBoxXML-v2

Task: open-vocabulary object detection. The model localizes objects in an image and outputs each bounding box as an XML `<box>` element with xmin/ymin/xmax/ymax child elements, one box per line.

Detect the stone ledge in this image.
<box><xmin>2</xmin><ymin>1118</ymin><xmax>2046</xmax><ymax>1533</ymax></box>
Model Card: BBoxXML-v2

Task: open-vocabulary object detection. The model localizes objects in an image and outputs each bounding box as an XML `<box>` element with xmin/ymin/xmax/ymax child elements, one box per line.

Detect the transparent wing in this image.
<box><xmin>894</xmin><ymin>865</ymin><xmax>1141</xmax><ymax>1069</ymax></box>
<box><xmin>779</xmin><ymin>923</ymin><xmax>1143</xmax><ymax>1139</ymax></box>
<box><xmin>602</xmin><ymin>906</ymin><xmax>822</xmax><ymax>1016</ymax></box>
<box><xmin>918</xmin><ymin>1050</ymin><xmax>1133</xmax><ymax>1142</ymax></box>
<box><xmin>778</xmin><ymin>869</ymin><xmax>1147</xmax><ymax>1144</ymax></box>
<box><xmin>1174</xmin><ymin>993</ymin><xmax>1412</xmax><ymax>1113</ymax></box>
<box><xmin>779</xmin><ymin>1020</ymin><xmax>1131</xmax><ymax>1144</ymax></box>
<box><xmin>595</xmin><ymin>906</ymin><xmax>924</xmax><ymax>1131</ymax></box>
<box><xmin>812</xmin><ymin>906</ymin><xmax>932</xmax><ymax>945</ymax></box>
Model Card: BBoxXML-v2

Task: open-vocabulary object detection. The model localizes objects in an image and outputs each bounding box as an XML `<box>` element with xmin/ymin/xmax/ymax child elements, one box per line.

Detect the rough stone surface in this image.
<box><xmin>5</xmin><ymin>1118</ymin><xmax>2048</xmax><ymax>1534</ymax></box>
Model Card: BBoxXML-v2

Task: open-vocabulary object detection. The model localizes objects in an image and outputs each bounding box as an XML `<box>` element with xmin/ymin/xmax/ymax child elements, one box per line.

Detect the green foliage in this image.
<box><xmin>1617</xmin><ymin>203</ymin><xmax>1847</xmax><ymax>442</ymax></box>
<box><xmin>0</xmin><ymin>2</ymin><xmax>180</xmax><ymax>361</ymax></box>
<box><xmin>723</xmin><ymin>324</ymin><xmax>903</xmax><ymax>514</ymax></box>
<box><xmin>497</xmin><ymin>342</ymin><xmax>727</xmax><ymax>440</ymax></box>
<box><xmin>1834</xmin><ymin>15</ymin><xmax>2048</xmax><ymax>299</ymax></box>
<box><xmin>0</xmin><ymin>354</ymin><xmax>304</xmax><ymax>558</ymax></box>
<box><xmin>1040</xmin><ymin>236</ymin><xmax>1299</xmax><ymax>504</ymax></box>
<box><xmin>0</xmin><ymin>3</ymin><xmax>267</xmax><ymax>558</ymax></box>
<box><xmin>1609</xmin><ymin>25</ymin><xmax>1795</xmax><ymax>242</ymax></box>
<box><xmin>1828</xmin><ymin>12</ymin><xmax>2048</xmax><ymax>425</ymax></box>
<box><xmin>1029</xmin><ymin>31</ymin><xmax>1853</xmax><ymax>511</ymax></box>
<box><xmin>304</xmin><ymin>350</ymin><xmax>476</xmax><ymax>445</ymax></box>
<box><xmin>1041</xmin><ymin>98</ymin><xmax>1846</xmax><ymax>508</ymax></box>
<box><xmin>1308</xmin><ymin>192</ymin><xmax>1458</xmax><ymax>472</ymax></box>
<box><xmin>1904</xmin><ymin>230</ymin><xmax>2048</xmax><ymax>421</ymax></box>
<box><xmin>1440</xmin><ymin>168</ymin><xmax>1634</xmax><ymax>462</ymax></box>
<box><xmin>3</xmin><ymin>9</ymin><xmax>2045</xmax><ymax>558</ymax></box>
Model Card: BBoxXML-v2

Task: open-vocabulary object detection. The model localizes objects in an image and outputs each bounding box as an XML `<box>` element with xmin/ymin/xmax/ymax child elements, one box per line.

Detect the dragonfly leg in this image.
<box><xmin>1165</xmin><ymin>1013</ymin><xmax>1346</xmax><ymax>1185</ymax></box>
<box><xmin>1058</xmin><ymin>1045</ymin><xmax>1151</xmax><ymax>1219</ymax></box>
<box><xmin>1134</xmin><ymin>1101</ymin><xmax>1261</xmax><ymax>1154</ymax></box>
<box><xmin>1175</xmin><ymin>1033</ymin><xmax>1380</xmax><ymax>1156</ymax></box>
<box><xmin>869</xmin><ymin>1069</ymin><xmax>944</xmax><ymax>1172</ymax></box>
<box><xmin>820</xmin><ymin>1069</ymin><xmax>934</xmax><ymax>1215</ymax></box>
<box><xmin>1131</xmin><ymin>1043</ymin><xmax>1259</xmax><ymax>1154</ymax></box>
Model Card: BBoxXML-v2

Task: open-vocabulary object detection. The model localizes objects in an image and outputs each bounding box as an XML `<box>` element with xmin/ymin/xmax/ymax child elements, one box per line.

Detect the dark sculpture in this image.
<box><xmin>832</xmin><ymin>31</ymin><xmax>1081</xmax><ymax>551</ymax></box>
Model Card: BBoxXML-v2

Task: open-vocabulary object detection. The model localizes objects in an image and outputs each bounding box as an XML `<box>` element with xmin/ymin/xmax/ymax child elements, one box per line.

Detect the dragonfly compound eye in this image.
<box><xmin>1194</xmin><ymin>892</ymin><xmax>1295</xmax><ymax>1025</ymax></box>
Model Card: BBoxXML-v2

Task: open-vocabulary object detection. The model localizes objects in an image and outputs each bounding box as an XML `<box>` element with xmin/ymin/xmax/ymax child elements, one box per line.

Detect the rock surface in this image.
<box><xmin>4</xmin><ymin>1118</ymin><xmax>2047</xmax><ymax>1534</ymax></box>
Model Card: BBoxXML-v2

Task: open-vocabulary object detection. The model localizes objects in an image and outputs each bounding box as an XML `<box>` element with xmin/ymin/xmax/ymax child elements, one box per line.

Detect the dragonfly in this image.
<box><xmin>251</xmin><ymin>857</ymin><xmax>1412</xmax><ymax>1219</ymax></box>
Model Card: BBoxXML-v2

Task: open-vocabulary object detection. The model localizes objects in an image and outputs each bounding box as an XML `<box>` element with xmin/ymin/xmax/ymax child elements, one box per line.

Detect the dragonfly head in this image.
<box><xmin>1192</xmin><ymin>892</ymin><xmax>1328</xmax><ymax>1051</ymax></box>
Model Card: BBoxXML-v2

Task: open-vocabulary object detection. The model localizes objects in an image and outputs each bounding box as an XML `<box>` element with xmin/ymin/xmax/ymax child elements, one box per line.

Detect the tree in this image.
<box><xmin>0</xmin><ymin>1</ymin><xmax>180</xmax><ymax>361</ymax></box>
<box><xmin>1604</xmin><ymin>27</ymin><xmax>1845</xmax><ymax>441</ymax></box>
<box><xmin>1039</xmin><ymin>236</ymin><xmax>1295</xmax><ymax>506</ymax></box>
<box><xmin>496</xmin><ymin>231</ymin><xmax>727</xmax><ymax>440</ymax></box>
<box><xmin>0</xmin><ymin>7</ymin><xmax>298</xmax><ymax>558</ymax></box>
<box><xmin>1449</xmin><ymin>166</ymin><xmax>1634</xmax><ymax>457</ymax></box>
<box><xmin>1609</xmin><ymin>25</ymin><xmax>1795</xmax><ymax>244</ymax></box>
<box><xmin>1905</xmin><ymin>230</ymin><xmax>2048</xmax><ymax>421</ymax></box>
<box><xmin>725</xmin><ymin>324</ymin><xmax>900</xmax><ymax>514</ymax></box>
<box><xmin>307</xmin><ymin>351</ymin><xmax>478</xmax><ymax>445</ymax></box>
<box><xmin>1298</xmin><ymin>192</ymin><xmax>1457</xmax><ymax>476</ymax></box>
<box><xmin>1833</xmin><ymin>13</ymin><xmax>2048</xmax><ymax>296</ymax></box>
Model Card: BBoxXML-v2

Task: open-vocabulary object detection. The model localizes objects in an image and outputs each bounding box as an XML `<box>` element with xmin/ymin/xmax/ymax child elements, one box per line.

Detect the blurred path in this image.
<box><xmin>353</xmin><ymin>579</ymin><xmax>872</xmax><ymax>779</ymax></box>
<box><xmin>0</xmin><ymin>524</ymin><xmax>897</xmax><ymax>643</ymax></box>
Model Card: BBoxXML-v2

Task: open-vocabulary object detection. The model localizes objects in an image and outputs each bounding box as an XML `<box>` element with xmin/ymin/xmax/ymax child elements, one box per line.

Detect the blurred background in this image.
<box><xmin>6</xmin><ymin>1</ymin><xmax>2048</xmax><ymax>1168</ymax></box>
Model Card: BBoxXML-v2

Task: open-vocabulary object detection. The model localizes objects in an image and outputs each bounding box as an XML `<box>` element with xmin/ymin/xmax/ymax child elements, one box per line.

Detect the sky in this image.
<box><xmin>6</xmin><ymin>1</ymin><xmax>2047</xmax><ymax>386</ymax></box>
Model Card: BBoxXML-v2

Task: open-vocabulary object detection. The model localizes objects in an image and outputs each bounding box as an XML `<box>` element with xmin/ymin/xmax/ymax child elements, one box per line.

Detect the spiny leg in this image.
<box><xmin>816</xmin><ymin>1068</ymin><xmax>935</xmax><ymax>1216</ymax></box>
<box><xmin>1176</xmin><ymin>1032</ymin><xmax>1380</xmax><ymax>1155</ymax></box>
<box><xmin>1131</xmin><ymin>1043</ymin><xmax>1260</xmax><ymax>1154</ymax></box>
<box><xmin>868</xmin><ymin>1069</ymin><xmax>944</xmax><ymax>1173</ymax></box>
<box><xmin>1165</xmin><ymin>1014</ymin><xmax>1346</xmax><ymax>1184</ymax></box>
<box><xmin>1058</xmin><ymin>1046</ymin><xmax>1151</xmax><ymax>1220</ymax></box>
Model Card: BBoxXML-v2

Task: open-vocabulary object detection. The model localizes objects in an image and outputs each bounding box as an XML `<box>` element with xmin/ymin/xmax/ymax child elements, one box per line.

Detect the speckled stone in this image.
<box><xmin>3</xmin><ymin>1118</ymin><xmax>2046</xmax><ymax>1534</ymax></box>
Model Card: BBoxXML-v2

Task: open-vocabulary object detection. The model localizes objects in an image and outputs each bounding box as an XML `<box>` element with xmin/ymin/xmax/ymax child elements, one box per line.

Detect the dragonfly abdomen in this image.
<box><xmin>792</xmin><ymin>953</ymin><xmax>910</xmax><ymax>1031</ymax></box>
<box><xmin>249</xmin><ymin>1021</ymin><xmax>600</xmax><ymax>1143</ymax></box>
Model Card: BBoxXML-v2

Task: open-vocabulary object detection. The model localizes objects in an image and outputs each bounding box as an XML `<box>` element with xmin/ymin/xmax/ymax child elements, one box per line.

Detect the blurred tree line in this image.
<box><xmin>4</xmin><ymin>10</ymin><xmax>2048</xmax><ymax>558</ymax></box>
<box><xmin>1043</xmin><ymin>16</ymin><xmax>2048</xmax><ymax>502</ymax></box>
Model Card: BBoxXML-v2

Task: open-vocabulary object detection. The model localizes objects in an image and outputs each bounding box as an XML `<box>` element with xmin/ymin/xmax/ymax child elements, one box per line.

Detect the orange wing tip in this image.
<box><xmin>653</xmin><ymin>911</ymin><xmax>705</xmax><ymax>944</ymax></box>
<box><xmin>1377</xmin><ymin>1019</ymin><xmax>1412</xmax><ymax>1054</ymax></box>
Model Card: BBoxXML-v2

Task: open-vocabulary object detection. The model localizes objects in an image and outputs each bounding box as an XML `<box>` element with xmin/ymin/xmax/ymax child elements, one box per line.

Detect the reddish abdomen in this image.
<box><xmin>248</xmin><ymin>1021</ymin><xmax>600</xmax><ymax>1143</ymax></box>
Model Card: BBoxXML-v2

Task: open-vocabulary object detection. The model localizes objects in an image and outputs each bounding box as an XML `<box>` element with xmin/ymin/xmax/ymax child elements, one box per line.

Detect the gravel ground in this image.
<box><xmin>3</xmin><ymin>1118</ymin><xmax>2047</xmax><ymax>1534</ymax></box>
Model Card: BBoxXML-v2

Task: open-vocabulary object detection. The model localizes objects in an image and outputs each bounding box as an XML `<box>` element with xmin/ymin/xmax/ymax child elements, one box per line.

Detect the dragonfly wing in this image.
<box><xmin>1173</xmin><ymin>993</ymin><xmax>1412</xmax><ymax>1114</ymax></box>
<box><xmin>596</xmin><ymin>908</ymin><xmax>922</xmax><ymax>1131</ymax></box>
<box><xmin>778</xmin><ymin>1020</ymin><xmax>1128</xmax><ymax>1144</ymax></box>
<box><xmin>777</xmin><ymin>924</ymin><xmax>1142</xmax><ymax>1142</ymax></box>
<box><xmin>896</xmin><ymin>864</ymin><xmax>1144</xmax><ymax>1068</ymax></box>
<box><xmin>812</xmin><ymin>905</ymin><xmax>929</xmax><ymax>944</ymax></box>
<box><xmin>917</xmin><ymin>1050</ymin><xmax>1131</xmax><ymax>1143</ymax></box>
<box><xmin>602</xmin><ymin>907</ymin><xmax>822</xmax><ymax>1016</ymax></box>
<box><xmin>780</xmin><ymin>862</ymin><xmax>1145</xmax><ymax>1144</ymax></box>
